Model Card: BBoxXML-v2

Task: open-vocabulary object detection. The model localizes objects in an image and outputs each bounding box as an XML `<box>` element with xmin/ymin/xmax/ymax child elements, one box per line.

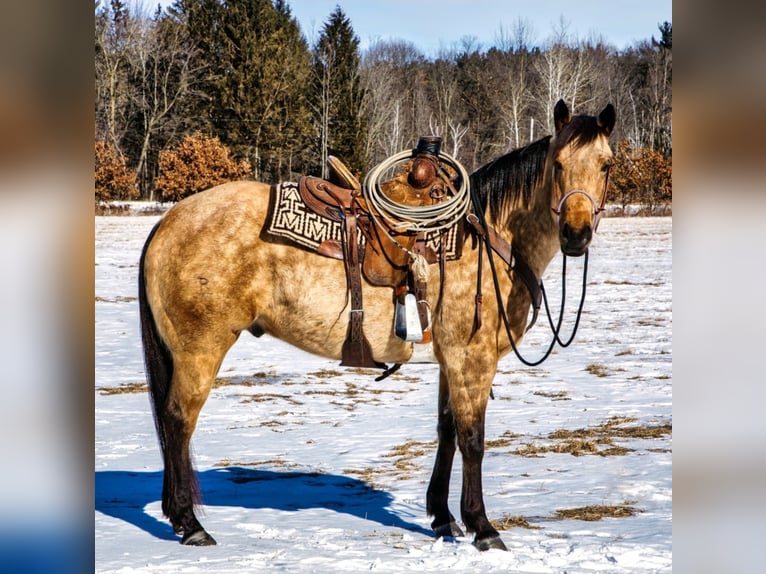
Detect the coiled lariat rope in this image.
<box><xmin>362</xmin><ymin>149</ymin><xmax>471</xmax><ymax>263</ymax></box>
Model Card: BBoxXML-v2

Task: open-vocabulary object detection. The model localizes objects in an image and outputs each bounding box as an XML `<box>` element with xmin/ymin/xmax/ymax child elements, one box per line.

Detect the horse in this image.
<box><xmin>138</xmin><ymin>100</ymin><xmax>616</xmax><ymax>550</ymax></box>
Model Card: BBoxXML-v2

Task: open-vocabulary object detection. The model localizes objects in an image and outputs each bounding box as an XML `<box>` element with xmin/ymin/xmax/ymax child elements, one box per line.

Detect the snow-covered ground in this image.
<box><xmin>95</xmin><ymin>215</ymin><xmax>672</xmax><ymax>573</ymax></box>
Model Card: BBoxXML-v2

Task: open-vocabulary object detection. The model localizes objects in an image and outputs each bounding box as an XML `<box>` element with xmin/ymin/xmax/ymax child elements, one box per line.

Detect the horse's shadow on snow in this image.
<box><xmin>95</xmin><ymin>467</ymin><xmax>434</xmax><ymax>542</ymax></box>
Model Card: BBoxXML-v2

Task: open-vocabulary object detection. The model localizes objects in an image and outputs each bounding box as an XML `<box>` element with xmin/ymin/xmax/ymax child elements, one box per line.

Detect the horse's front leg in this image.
<box><xmin>426</xmin><ymin>370</ymin><xmax>465</xmax><ymax>538</ymax></box>
<box><xmin>451</xmin><ymin>358</ymin><xmax>507</xmax><ymax>551</ymax></box>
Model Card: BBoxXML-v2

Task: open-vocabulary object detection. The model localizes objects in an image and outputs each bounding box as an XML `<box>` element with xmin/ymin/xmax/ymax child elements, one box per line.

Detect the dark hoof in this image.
<box><xmin>432</xmin><ymin>520</ymin><xmax>465</xmax><ymax>538</ymax></box>
<box><xmin>474</xmin><ymin>534</ymin><xmax>507</xmax><ymax>551</ymax></box>
<box><xmin>182</xmin><ymin>529</ymin><xmax>217</xmax><ymax>546</ymax></box>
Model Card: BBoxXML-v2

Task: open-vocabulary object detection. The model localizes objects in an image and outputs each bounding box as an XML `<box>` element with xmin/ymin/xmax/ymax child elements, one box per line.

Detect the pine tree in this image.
<box><xmin>311</xmin><ymin>6</ymin><xmax>367</xmax><ymax>178</ymax></box>
<box><xmin>179</xmin><ymin>0</ymin><xmax>312</xmax><ymax>181</ymax></box>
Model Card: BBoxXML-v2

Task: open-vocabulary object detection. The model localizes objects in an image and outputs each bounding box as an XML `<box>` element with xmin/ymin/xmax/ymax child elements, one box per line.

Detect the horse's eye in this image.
<box><xmin>554</xmin><ymin>161</ymin><xmax>563</xmax><ymax>172</ymax></box>
<box><xmin>601</xmin><ymin>162</ymin><xmax>613</xmax><ymax>172</ymax></box>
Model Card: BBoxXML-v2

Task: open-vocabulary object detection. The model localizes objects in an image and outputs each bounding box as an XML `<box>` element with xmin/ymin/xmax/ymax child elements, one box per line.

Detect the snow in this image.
<box><xmin>95</xmin><ymin>215</ymin><xmax>672</xmax><ymax>572</ymax></box>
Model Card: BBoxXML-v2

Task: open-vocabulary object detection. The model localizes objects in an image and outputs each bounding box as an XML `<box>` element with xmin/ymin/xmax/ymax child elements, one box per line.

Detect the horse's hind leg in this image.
<box><xmin>159</xmin><ymin>349</ymin><xmax>227</xmax><ymax>545</ymax></box>
<box><xmin>426</xmin><ymin>371</ymin><xmax>465</xmax><ymax>538</ymax></box>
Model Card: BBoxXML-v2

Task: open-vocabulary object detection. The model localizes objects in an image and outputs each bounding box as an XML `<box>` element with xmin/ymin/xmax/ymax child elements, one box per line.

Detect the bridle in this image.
<box><xmin>471</xmin><ymin>163</ymin><xmax>612</xmax><ymax>367</ymax></box>
<box><xmin>551</xmin><ymin>164</ymin><xmax>612</xmax><ymax>233</ymax></box>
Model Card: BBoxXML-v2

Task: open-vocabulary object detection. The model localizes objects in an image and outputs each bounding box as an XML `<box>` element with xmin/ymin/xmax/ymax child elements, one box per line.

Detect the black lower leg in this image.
<box><xmin>459</xmin><ymin>419</ymin><xmax>506</xmax><ymax>550</ymax></box>
<box><xmin>427</xmin><ymin>387</ymin><xmax>464</xmax><ymax>537</ymax></box>
<box><xmin>160</xmin><ymin>410</ymin><xmax>216</xmax><ymax>545</ymax></box>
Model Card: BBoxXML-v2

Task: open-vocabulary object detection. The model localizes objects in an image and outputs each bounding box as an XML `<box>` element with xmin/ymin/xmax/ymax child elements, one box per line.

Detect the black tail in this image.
<box><xmin>138</xmin><ymin>221</ymin><xmax>173</xmax><ymax>461</ymax></box>
<box><xmin>139</xmin><ymin>221</ymin><xmax>205</xmax><ymax>525</ymax></box>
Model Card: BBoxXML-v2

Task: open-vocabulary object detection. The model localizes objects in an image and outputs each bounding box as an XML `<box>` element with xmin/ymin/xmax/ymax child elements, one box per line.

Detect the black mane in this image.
<box><xmin>469</xmin><ymin>136</ymin><xmax>551</xmax><ymax>223</ymax></box>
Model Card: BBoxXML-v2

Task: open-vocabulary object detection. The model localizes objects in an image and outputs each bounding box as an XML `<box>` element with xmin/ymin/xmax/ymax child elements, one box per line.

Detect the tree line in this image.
<box><xmin>95</xmin><ymin>0</ymin><xmax>671</xmax><ymax>209</ymax></box>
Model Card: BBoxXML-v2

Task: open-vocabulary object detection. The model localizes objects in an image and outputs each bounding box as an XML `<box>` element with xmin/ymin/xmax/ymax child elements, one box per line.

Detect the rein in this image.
<box><xmin>486</xmin><ymin>236</ymin><xmax>589</xmax><ymax>367</ymax></box>
<box><xmin>541</xmin><ymin>253</ymin><xmax>589</xmax><ymax>348</ymax></box>
<box><xmin>468</xmin><ymin>188</ymin><xmax>590</xmax><ymax>367</ymax></box>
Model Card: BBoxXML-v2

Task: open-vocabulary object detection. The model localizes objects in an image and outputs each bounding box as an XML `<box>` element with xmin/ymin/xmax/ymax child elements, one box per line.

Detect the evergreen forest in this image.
<box><xmin>95</xmin><ymin>0</ymin><xmax>671</xmax><ymax>209</ymax></box>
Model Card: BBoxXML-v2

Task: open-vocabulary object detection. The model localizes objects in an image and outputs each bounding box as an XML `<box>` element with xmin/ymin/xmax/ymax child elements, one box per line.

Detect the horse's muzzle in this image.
<box><xmin>560</xmin><ymin>222</ymin><xmax>592</xmax><ymax>256</ymax></box>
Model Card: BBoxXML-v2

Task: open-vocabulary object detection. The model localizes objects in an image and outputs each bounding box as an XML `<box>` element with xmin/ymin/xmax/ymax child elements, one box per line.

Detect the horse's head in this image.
<box><xmin>549</xmin><ymin>100</ymin><xmax>615</xmax><ymax>257</ymax></box>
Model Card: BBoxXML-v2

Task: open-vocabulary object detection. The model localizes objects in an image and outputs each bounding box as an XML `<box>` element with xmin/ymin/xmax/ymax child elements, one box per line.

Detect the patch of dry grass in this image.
<box><xmin>97</xmin><ymin>382</ymin><xmax>147</xmax><ymax>395</ymax></box>
<box><xmin>585</xmin><ymin>363</ymin><xmax>610</xmax><ymax>377</ymax></box>
<box><xmin>511</xmin><ymin>416</ymin><xmax>671</xmax><ymax>457</ymax></box>
<box><xmin>307</xmin><ymin>369</ymin><xmax>345</xmax><ymax>379</ymax></box>
<box><xmin>238</xmin><ymin>393</ymin><xmax>303</xmax><ymax>406</ymax></box>
<box><xmin>513</xmin><ymin>439</ymin><xmax>631</xmax><ymax>457</ymax></box>
<box><xmin>491</xmin><ymin>514</ymin><xmax>542</xmax><ymax>530</ymax></box>
<box><xmin>554</xmin><ymin>504</ymin><xmax>639</xmax><ymax>521</ymax></box>
<box><xmin>485</xmin><ymin>431</ymin><xmax>521</xmax><ymax>449</ymax></box>
<box><xmin>213</xmin><ymin>458</ymin><xmax>296</xmax><ymax>469</ymax></box>
<box><xmin>343</xmin><ymin>439</ymin><xmax>437</xmax><ymax>488</ymax></box>
<box><xmin>382</xmin><ymin>439</ymin><xmax>436</xmax><ymax>479</ymax></box>
<box><xmin>492</xmin><ymin>502</ymin><xmax>640</xmax><ymax>531</ymax></box>
<box><xmin>212</xmin><ymin>376</ymin><xmax>279</xmax><ymax>389</ymax></box>
<box><xmin>343</xmin><ymin>467</ymin><xmax>378</xmax><ymax>486</ymax></box>
<box><xmin>302</xmin><ymin>389</ymin><xmax>338</xmax><ymax>396</ymax></box>
<box><xmin>533</xmin><ymin>390</ymin><xmax>570</xmax><ymax>401</ymax></box>
<box><xmin>391</xmin><ymin>374</ymin><xmax>421</xmax><ymax>384</ymax></box>
<box><xmin>550</xmin><ymin>417</ymin><xmax>672</xmax><ymax>441</ymax></box>
<box><xmin>95</xmin><ymin>295</ymin><xmax>137</xmax><ymax>303</ymax></box>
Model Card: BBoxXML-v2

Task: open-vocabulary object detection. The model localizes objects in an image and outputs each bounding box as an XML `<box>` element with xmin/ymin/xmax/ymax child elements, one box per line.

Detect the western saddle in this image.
<box><xmin>298</xmin><ymin>138</ymin><xmax>451</xmax><ymax>371</ymax></box>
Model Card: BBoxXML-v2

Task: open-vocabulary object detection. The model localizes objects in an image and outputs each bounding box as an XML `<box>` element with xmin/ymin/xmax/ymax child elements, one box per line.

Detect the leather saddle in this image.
<box><xmin>297</xmin><ymin>155</ymin><xmax>439</xmax><ymax>370</ymax></box>
<box><xmin>299</xmin><ymin>157</ymin><xmax>428</xmax><ymax>288</ymax></box>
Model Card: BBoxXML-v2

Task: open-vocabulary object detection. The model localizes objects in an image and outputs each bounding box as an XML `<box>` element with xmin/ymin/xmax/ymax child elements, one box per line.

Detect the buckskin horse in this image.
<box><xmin>138</xmin><ymin>100</ymin><xmax>616</xmax><ymax>550</ymax></box>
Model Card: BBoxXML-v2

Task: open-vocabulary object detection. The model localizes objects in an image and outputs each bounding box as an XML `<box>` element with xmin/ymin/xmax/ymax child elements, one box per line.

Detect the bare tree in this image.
<box><xmin>359</xmin><ymin>56</ymin><xmax>399</xmax><ymax>162</ymax></box>
<box><xmin>508</xmin><ymin>20</ymin><xmax>534</xmax><ymax>147</ymax></box>
<box><xmin>95</xmin><ymin>0</ymin><xmax>135</xmax><ymax>157</ymax></box>
<box><xmin>428</xmin><ymin>50</ymin><xmax>463</xmax><ymax>151</ymax></box>
<box><xmin>359</xmin><ymin>39</ymin><xmax>425</xmax><ymax>162</ymax></box>
<box><xmin>129</xmin><ymin>7</ymin><xmax>202</xmax><ymax>199</ymax></box>
<box><xmin>533</xmin><ymin>17</ymin><xmax>598</xmax><ymax>131</ymax></box>
<box><xmin>312</xmin><ymin>39</ymin><xmax>335</xmax><ymax>177</ymax></box>
<box><xmin>493</xmin><ymin>18</ymin><xmax>536</xmax><ymax>148</ymax></box>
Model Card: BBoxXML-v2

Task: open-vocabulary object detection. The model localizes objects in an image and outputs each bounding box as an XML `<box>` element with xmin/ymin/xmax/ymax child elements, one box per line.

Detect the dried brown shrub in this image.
<box><xmin>491</xmin><ymin>514</ymin><xmax>542</xmax><ymax>530</ymax></box>
<box><xmin>154</xmin><ymin>133</ymin><xmax>252</xmax><ymax>202</ymax></box>
<box><xmin>554</xmin><ymin>504</ymin><xmax>639</xmax><ymax>521</ymax></box>
<box><xmin>94</xmin><ymin>141</ymin><xmax>138</xmax><ymax>203</ymax></box>
<box><xmin>610</xmin><ymin>140</ymin><xmax>672</xmax><ymax>209</ymax></box>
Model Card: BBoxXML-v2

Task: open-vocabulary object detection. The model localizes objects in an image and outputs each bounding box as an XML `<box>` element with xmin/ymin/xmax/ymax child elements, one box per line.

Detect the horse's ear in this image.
<box><xmin>554</xmin><ymin>100</ymin><xmax>570</xmax><ymax>134</ymax></box>
<box><xmin>597</xmin><ymin>104</ymin><xmax>616</xmax><ymax>136</ymax></box>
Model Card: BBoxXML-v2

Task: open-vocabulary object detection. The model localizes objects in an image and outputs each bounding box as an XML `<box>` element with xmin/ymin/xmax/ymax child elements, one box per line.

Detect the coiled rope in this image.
<box><xmin>362</xmin><ymin>149</ymin><xmax>471</xmax><ymax>237</ymax></box>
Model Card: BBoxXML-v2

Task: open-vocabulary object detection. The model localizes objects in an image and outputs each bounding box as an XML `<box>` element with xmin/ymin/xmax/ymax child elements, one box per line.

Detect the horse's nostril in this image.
<box><xmin>562</xmin><ymin>223</ymin><xmax>592</xmax><ymax>247</ymax></box>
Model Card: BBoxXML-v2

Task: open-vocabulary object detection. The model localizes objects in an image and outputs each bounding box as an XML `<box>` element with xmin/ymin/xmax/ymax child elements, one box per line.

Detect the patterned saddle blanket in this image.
<box><xmin>263</xmin><ymin>181</ymin><xmax>463</xmax><ymax>261</ymax></box>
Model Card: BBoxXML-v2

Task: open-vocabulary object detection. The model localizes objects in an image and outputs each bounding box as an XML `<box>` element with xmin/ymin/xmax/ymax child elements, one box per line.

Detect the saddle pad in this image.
<box><xmin>264</xmin><ymin>181</ymin><xmax>463</xmax><ymax>260</ymax></box>
<box><xmin>264</xmin><ymin>181</ymin><xmax>348</xmax><ymax>250</ymax></box>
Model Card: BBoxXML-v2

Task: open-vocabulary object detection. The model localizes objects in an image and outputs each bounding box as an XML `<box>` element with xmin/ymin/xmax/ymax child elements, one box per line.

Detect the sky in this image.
<box><xmin>288</xmin><ymin>0</ymin><xmax>672</xmax><ymax>54</ymax></box>
<box><xmin>139</xmin><ymin>0</ymin><xmax>672</xmax><ymax>56</ymax></box>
